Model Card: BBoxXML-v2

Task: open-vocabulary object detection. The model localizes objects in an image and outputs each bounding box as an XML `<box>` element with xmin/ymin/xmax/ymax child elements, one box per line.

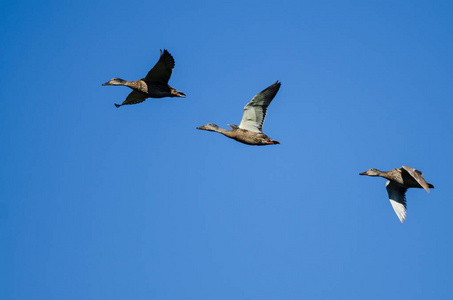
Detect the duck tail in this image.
<box><xmin>169</xmin><ymin>86</ymin><xmax>186</xmax><ymax>98</ymax></box>
<box><xmin>174</xmin><ymin>90</ymin><xmax>186</xmax><ymax>98</ymax></box>
<box><xmin>428</xmin><ymin>183</ymin><xmax>435</xmax><ymax>189</ymax></box>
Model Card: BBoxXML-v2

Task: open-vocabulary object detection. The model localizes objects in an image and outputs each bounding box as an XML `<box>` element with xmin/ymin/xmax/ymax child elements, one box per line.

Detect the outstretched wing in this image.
<box><xmin>386</xmin><ymin>181</ymin><xmax>408</xmax><ymax>223</ymax></box>
<box><xmin>238</xmin><ymin>81</ymin><xmax>281</xmax><ymax>133</ymax></box>
<box><xmin>144</xmin><ymin>49</ymin><xmax>175</xmax><ymax>84</ymax></box>
<box><xmin>118</xmin><ymin>90</ymin><xmax>148</xmax><ymax>106</ymax></box>
<box><xmin>401</xmin><ymin>166</ymin><xmax>430</xmax><ymax>193</ymax></box>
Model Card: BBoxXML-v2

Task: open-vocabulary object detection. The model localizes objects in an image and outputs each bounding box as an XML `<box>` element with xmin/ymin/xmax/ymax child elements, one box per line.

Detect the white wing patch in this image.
<box><xmin>386</xmin><ymin>181</ymin><xmax>408</xmax><ymax>223</ymax></box>
<box><xmin>238</xmin><ymin>81</ymin><xmax>281</xmax><ymax>133</ymax></box>
<box><xmin>389</xmin><ymin>199</ymin><xmax>407</xmax><ymax>223</ymax></box>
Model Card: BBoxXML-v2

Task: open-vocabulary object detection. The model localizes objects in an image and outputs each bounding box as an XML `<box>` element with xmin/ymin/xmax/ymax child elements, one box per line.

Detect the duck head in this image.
<box><xmin>359</xmin><ymin>168</ymin><xmax>381</xmax><ymax>176</ymax></box>
<box><xmin>196</xmin><ymin>123</ymin><xmax>220</xmax><ymax>132</ymax></box>
<box><xmin>102</xmin><ymin>78</ymin><xmax>127</xmax><ymax>86</ymax></box>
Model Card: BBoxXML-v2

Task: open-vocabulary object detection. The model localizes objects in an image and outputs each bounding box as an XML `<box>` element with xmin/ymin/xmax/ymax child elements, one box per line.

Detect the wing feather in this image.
<box><xmin>386</xmin><ymin>181</ymin><xmax>408</xmax><ymax>223</ymax></box>
<box><xmin>144</xmin><ymin>49</ymin><xmax>175</xmax><ymax>84</ymax></box>
<box><xmin>401</xmin><ymin>166</ymin><xmax>430</xmax><ymax>193</ymax></box>
<box><xmin>238</xmin><ymin>81</ymin><xmax>281</xmax><ymax>133</ymax></box>
<box><xmin>119</xmin><ymin>90</ymin><xmax>148</xmax><ymax>106</ymax></box>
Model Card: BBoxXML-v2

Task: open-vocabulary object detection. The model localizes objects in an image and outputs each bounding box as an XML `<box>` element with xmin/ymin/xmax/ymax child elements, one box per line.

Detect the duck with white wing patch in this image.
<box><xmin>359</xmin><ymin>166</ymin><xmax>434</xmax><ymax>223</ymax></box>
<box><xmin>197</xmin><ymin>81</ymin><xmax>281</xmax><ymax>146</ymax></box>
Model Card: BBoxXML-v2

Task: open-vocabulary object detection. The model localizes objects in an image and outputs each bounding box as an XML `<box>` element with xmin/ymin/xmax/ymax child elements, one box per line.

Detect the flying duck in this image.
<box><xmin>360</xmin><ymin>165</ymin><xmax>434</xmax><ymax>222</ymax></box>
<box><xmin>103</xmin><ymin>49</ymin><xmax>185</xmax><ymax>107</ymax></box>
<box><xmin>197</xmin><ymin>81</ymin><xmax>281</xmax><ymax>145</ymax></box>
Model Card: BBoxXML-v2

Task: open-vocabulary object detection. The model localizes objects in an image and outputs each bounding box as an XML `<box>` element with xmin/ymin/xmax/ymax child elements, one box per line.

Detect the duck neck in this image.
<box><xmin>110</xmin><ymin>79</ymin><xmax>140</xmax><ymax>89</ymax></box>
<box><xmin>123</xmin><ymin>80</ymin><xmax>142</xmax><ymax>90</ymax></box>
<box><xmin>216</xmin><ymin>127</ymin><xmax>231</xmax><ymax>135</ymax></box>
<box><xmin>377</xmin><ymin>170</ymin><xmax>393</xmax><ymax>180</ymax></box>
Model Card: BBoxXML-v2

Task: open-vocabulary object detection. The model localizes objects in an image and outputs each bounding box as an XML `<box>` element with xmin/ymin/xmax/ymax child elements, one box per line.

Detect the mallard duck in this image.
<box><xmin>359</xmin><ymin>166</ymin><xmax>434</xmax><ymax>222</ymax></box>
<box><xmin>103</xmin><ymin>49</ymin><xmax>185</xmax><ymax>107</ymax></box>
<box><xmin>197</xmin><ymin>81</ymin><xmax>281</xmax><ymax>146</ymax></box>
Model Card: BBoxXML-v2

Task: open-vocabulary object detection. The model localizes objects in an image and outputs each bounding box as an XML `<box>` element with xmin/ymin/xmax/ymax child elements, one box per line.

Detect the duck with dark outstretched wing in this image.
<box><xmin>103</xmin><ymin>49</ymin><xmax>185</xmax><ymax>107</ymax></box>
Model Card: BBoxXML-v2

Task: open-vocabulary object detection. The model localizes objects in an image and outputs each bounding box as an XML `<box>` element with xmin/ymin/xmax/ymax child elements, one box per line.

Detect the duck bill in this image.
<box><xmin>196</xmin><ymin>126</ymin><xmax>206</xmax><ymax>130</ymax></box>
<box><xmin>359</xmin><ymin>171</ymin><xmax>368</xmax><ymax>175</ymax></box>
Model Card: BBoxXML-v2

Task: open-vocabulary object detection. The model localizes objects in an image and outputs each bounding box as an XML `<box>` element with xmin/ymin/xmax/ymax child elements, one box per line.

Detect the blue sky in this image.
<box><xmin>1</xmin><ymin>0</ymin><xmax>452</xmax><ymax>299</ymax></box>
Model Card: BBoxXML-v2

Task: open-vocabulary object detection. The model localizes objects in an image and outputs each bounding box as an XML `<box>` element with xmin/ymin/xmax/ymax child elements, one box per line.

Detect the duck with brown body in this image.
<box><xmin>103</xmin><ymin>49</ymin><xmax>185</xmax><ymax>107</ymax></box>
<box><xmin>196</xmin><ymin>123</ymin><xmax>280</xmax><ymax>145</ymax></box>
<box><xmin>360</xmin><ymin>165</ymin><xmax>434</xmax><ymax>223</ymax></box>
<box><xmin>197</xmin><ymin>81</ymin><xmax>281</xmax><ymax>146</ymax></box>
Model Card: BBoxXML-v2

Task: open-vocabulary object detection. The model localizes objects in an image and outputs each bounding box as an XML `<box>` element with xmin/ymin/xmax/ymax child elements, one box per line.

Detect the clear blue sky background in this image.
<box><xmin>1</xmin><ymin>0</ymin><xmax>452</xmax><ymax>299</ymax></box>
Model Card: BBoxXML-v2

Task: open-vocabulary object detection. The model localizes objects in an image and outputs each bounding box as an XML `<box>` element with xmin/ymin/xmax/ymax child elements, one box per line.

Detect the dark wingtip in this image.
<box><xmin>270</xmin><ymin>81</ymin><xmax>281</xmax><ymax>93</ymax></box>
<box><xmin>114</xmin><ymin>103</ymin><xmax>121</xmax><ymax>108</ymax></box>
<box><xmin>429</xmin><ymin>183</ymin><xmax>435</xmax><ymax>189</ymax></box>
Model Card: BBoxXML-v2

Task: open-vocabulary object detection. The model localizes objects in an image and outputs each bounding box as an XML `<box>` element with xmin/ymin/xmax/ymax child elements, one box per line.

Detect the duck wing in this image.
<box><xmin>144</xmin><ymin>49</ymin><xmax>175</xmax><ymax>84</ymax></box>
<box><xmin>386</xmin><ymin>181</ymin><xmax>408</xmax><ymax>223</ymax></box>
<box><xmin>401</xmin><ymin>166</ymin><xmax>430</xmax><ymax>193</ymax></box>
<box><xmin>117</xmin><ymin>90</ymin><xmax>148</xmax><ymax>106</ymax></box>
<box><xmin>238</xmin><ymin>81</ymin><xmax>281</xmax><ymax>133</ymax></box>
